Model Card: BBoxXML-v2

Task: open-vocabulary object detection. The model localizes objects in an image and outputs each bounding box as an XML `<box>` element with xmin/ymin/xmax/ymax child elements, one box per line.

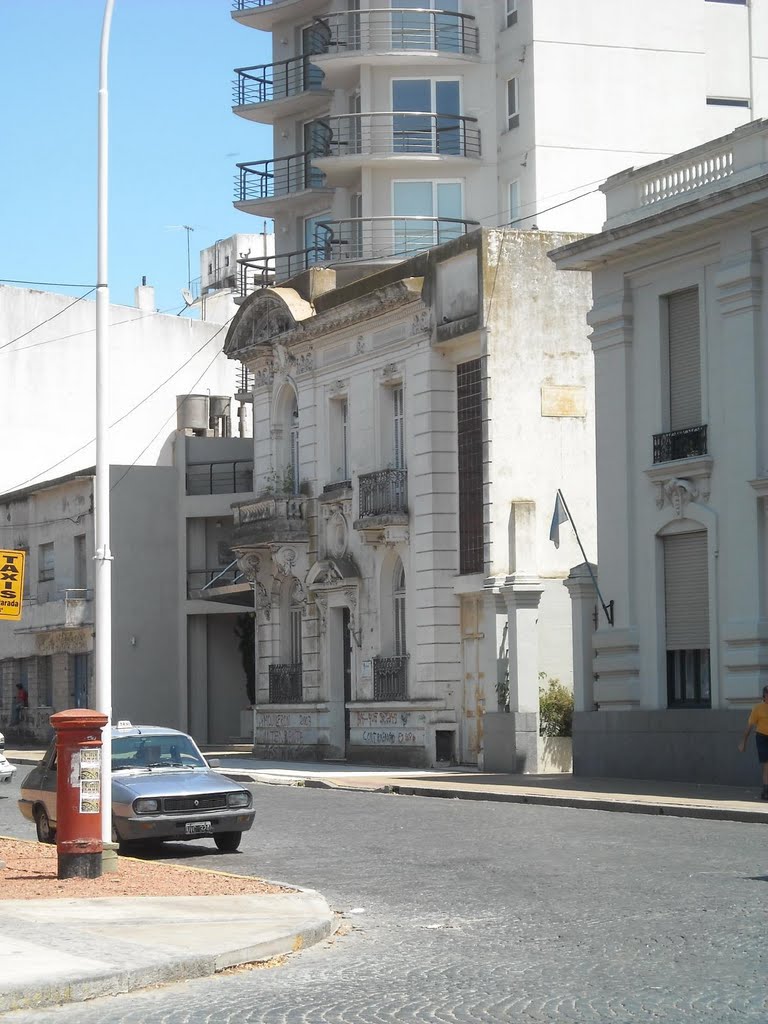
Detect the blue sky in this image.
<box><xmin>1</xmin><ymin>1</ymin><xmax>272</xmax><ymax>312</ymax></box>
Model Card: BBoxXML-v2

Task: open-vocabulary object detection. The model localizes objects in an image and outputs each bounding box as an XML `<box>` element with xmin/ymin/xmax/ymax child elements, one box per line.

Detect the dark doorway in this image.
<box><xmin>343</xmin><ymin>607</ymin><xmax>352</xmax><ymax>748</ymax></box>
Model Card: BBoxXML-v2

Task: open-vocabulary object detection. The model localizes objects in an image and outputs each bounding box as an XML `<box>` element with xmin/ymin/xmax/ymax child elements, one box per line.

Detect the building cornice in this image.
<box><xmin>550</xmin><ymin>173</ymin><xmax>768</xmax><ymax>272</ymax></box>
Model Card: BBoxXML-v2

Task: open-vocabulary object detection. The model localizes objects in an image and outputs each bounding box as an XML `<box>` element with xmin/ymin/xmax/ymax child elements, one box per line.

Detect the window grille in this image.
<box><xmin>457</xmin><ymin>359</ymin><xmax>484</xmax><ymax>574</ymax></box>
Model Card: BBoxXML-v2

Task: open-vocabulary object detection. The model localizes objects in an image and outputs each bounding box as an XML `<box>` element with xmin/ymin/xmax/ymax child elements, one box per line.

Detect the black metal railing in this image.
<box><xmin>238</xmin><ymin>365</ymin><xmax>254</xmax><ymax>393</ymax></box>
<box><xmin>373</xmin><ymin>656</ymin><xmax>409</xmax><ymax>701</ymax></box>
<box><xmin>317</xmin><ymin>215</ymin><xmax>478</xmax><ymax>262</ymax></box>
<box><xmin>358</xmin><ymin>469</ymin><xmax>408</xmax><ymax>519</ymax></box>
<box><xmin>186</xmin><ymin>460</ymin><xmax>253</xmax><ymax>496</ymax></box>
<box><xmin>235</xmin><ymin>151</ymin><xmax>326</xmax><ymax>203</ymax></box>
<box><xmin>269</xmin><ymin>664</ymin><xmax>303</xmax><ymax>703</ymax></box>
<box><xmin>187</xmin><ymin>567</ymin><xmax>242</xmax><ymax>597</ymax></box>
<box><xmin>652</xmin><ymin>425</ymin><xmax>708</xmax><ymax>464</ymax></box>
<box><xmin>237</xmin><ymin>215</ymin><xmax>479</xmax><ymax>294</ymax></box>
<box><xmin>307</xmin><ymin>9</ymin><xmax>479</xmax><ymax>57</ymax></box>
<box><xmin>233</xmin><ymin>55</ymin><xmax>324</xmax><ymax>107</ymax></box>
<box><xmin>312</xmin><ymin>112</ymin><xmax>481</xmax><ymax>160</ymax></box>
<box><xmin>233</xmin><ymin>0</ymin><xmax>274</xmax><ymax>8</ymax></box>
<box><xmin>238</xmin><ymin>247</ymin><xmax>322</xmax><ymax>294</ymax></box>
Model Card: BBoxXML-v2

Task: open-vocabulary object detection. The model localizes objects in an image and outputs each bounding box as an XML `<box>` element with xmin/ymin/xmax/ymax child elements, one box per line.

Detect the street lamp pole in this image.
<box><xmin>95</xmin><ymin>0</ymin><xmax>116</xmax><ymax>848</ymax></box>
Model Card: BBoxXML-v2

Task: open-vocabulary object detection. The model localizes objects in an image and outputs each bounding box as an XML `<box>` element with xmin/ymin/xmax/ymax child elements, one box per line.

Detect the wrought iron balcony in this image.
<box><xmin>234</xmin><ymin>151</ymin><xmax>329</xmax><ymax>213</ymax></box>
<box><xmin>652</xmin><ymin>425</ymin><xmax>708</xmax><ymax>464</ymax></box>
<box><xmin>373</xmin><ymin>655</ymin><xmax>409</xmax><ymax>701</ymax></box>
<box><xmin>186</xmin><ymin>460</ymin><xmax>253</xmax><ymax>496</ymax></box>
<box><xmin>187</xmin><ymin>566</ymin><xmax>243</xmax><ymax>598</ymax></box>
<box><xmin>237</xmin><ymin>216</ymin><xmax>478</xmax><ymax>294</ymax></box>
<box><xmin>231</xmin><ymin>494</ymin><xmax>309</xmax><ymax>546</ymax></box>
<box><xmin>232</xmin><ymin>55</ymin><xmax>327</xmax><ymax>117</ymax></box>
<box><xmin>307</xmin><ymin>8</ymin><xmax>479</xmax><ymax>59</ymax></box>
<box><xmin>232</xmin><ymin>0</ymin><xmax>330</xmax><ymax>31</ymax></box>
<box><xmin>317</xmin><ymin>215</ymin><xmax>478</xmax><ymax>262</ymax></box>
<box><xmin>269</xmin><ymin>663</ymin><xmax>303</xmax><ymax>703</ymax></box>
<box><xmin>358</xmin><ymin>469</ymin><xmax>408</xmax><ymax>519</ymax></box>
<box><xmin>312</xmin><ymin>112</ymin><xmax>481</xmax><ymax>162</ymax></box>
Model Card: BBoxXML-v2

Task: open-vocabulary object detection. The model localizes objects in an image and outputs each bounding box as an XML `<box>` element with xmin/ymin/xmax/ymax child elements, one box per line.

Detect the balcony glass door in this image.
<box><xmin>392</xmin><ymin>79</ymin><xmax>460</xmax><ymax>155</ymax></box>
<box><xmin>391</xmin><ymin>0</ymin><xmax>460</xmax><ymax>53</ymax></box>
<box><xmin>301</xmin><ymin>24</ymin><xmax>326</xmax><ymax>88</ymax></box>
<box><xmin>392</xmin><ymin>180</ymin><xmax>463</xmax><ymax>253</ymax></box>
<box><xmin>303</xmin><ymin>121</ymin><xmax>327</xmax><ymax>189</ymax></box>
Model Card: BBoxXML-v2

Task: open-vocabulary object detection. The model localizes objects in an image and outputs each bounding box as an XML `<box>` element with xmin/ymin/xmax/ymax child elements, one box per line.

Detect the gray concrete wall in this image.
<box><xmin>573</xmin><ymin>709</ymin><xmax>757</xmax><ymax>786</ymax></box>
<box><xmin>111</xmin><ymin>465</ymin><xmax>179</xmax><ymax>729</ymax></box>
<box><xmin>206</xmin><ymin>613</ymin><xmax>246</xmax><ymax>744</ymax></box>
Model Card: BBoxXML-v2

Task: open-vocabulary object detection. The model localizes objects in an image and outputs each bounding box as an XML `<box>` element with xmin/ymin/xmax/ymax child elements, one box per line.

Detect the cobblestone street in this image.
<box><xmin>1</xmin><ymin>782</ymin><xmax>766</xmax><ymax>1022</ymax></box>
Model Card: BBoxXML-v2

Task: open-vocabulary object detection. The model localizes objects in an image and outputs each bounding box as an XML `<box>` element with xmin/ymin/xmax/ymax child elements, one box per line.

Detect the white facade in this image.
<box><xmin>551</xmin><ymin>118</ymin><xmax>768</xmax><ymax>784</ymax></box>
<box><xmin>223</xmin><ymin>228</ymin><xmax>594</xmax><ymax>768</ymax></box>
<box><xmin>230</xmin><ymin>0</ymin><xmax>768</xmax><ymax>285</ymax></box>
<box><xmin>2</xmin><ymin>283</ymin><xmax>239</xmax><ymax>494</ymax></box>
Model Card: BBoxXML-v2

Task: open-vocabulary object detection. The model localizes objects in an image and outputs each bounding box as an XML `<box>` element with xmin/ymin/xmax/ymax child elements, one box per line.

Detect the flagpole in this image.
<box><xmin>557</xmin><ymin>489</ymin><xmax>614</xmax><ymax>626</ymax></box>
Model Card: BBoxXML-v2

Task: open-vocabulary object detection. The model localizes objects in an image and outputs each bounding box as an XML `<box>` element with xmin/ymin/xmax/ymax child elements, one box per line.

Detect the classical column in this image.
<box><xmin>563</xmin><ymin>562</ymin><xmax>598</xmax><ymax>712</ymax></box>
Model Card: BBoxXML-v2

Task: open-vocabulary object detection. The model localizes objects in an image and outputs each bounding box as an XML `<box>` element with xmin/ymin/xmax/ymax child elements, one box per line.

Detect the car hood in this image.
<box><xmin>111</xmin><ymin>768</ymin><xmax>245</xmax><ymax>799</ymax></box>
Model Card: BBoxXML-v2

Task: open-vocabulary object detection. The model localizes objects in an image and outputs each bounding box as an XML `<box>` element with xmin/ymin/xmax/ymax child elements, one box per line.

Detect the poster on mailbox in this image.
<box><xmin>0</xmin><ymin>549</ymin><xmax>26</xmax><ymax>621</ymax></box>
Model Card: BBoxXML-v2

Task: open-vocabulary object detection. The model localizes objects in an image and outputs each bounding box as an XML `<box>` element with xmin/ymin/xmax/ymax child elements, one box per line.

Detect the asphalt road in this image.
<box><xmin>1</xmin><ymin>773</ymin><xmax>767</xmax><ymax>1023</ymax></box>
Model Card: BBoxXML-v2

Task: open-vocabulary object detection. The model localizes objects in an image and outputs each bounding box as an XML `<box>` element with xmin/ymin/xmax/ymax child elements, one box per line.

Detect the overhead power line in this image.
<box><xmin>3</xmin><ymin>316</ymin><xmax>234</xmax><ymax>495</ymax></box>
<box><xmin>0</xmin><ymin>288</ymin><xmax>96</xmax><ymax>353</ymax></box>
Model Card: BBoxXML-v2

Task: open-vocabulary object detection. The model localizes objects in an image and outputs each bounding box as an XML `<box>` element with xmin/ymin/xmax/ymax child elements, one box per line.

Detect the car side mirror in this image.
<box><xmin>208</xmin><ymin>758</ymin><xmax>221</xmax><ymax>768</ymax></box>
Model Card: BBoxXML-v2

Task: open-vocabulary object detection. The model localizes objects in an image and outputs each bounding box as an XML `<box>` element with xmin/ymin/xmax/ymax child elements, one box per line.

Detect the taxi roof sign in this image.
<box><xmin>0</xmin><ymin>549</ymin><xmax>25</xmax><ymax>622</ymax></box>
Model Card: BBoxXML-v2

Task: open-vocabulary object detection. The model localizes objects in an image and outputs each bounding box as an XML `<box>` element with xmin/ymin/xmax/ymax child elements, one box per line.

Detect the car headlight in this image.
<box><xmin>133</xmin><ymin>798</ymin><xmax>160</xmax><ymax>814</ymax></box>
<box><xmin>227</xmin><ymin>791</ymin><xmax>251</xmax><ymax>809</ymax></box>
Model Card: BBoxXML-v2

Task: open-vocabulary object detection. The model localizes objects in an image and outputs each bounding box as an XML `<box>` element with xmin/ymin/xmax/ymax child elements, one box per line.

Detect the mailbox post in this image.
<box><xmin>50</xmin><ymin>708</ymin><xmax>109</xmax><ymax>879</ymax></box>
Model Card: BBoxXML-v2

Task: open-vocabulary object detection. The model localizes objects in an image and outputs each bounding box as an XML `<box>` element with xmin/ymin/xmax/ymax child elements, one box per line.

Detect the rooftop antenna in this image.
<box><xmin>182</xmin><ymin>225</ymin><xmax>194</xmax><ymax>290</ymax></box>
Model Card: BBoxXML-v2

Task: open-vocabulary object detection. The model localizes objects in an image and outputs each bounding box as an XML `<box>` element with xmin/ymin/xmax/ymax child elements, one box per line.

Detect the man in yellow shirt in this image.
<box><xmin>738</xmin><ymin>685</ymin><xmax>768</xmax><ymax>799</ymax></box>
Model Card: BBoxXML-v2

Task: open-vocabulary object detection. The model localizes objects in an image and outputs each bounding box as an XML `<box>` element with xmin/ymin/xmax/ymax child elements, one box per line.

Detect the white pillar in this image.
<box><xmin>564</xmin><ymin>562</ymin><xmax>598</xmax><ymax>713</ymax></box>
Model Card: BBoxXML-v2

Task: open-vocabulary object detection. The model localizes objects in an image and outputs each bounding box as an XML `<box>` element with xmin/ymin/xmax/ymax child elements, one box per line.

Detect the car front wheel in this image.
<box><xmin>213</xmin><ymin>830</ymin><xmax>242</xmax><ymax>853</ymax></box>
<box><xmin>35</xmin><ymin>806</ymin><xmax>56</xmax><ymax>844</ymax></box>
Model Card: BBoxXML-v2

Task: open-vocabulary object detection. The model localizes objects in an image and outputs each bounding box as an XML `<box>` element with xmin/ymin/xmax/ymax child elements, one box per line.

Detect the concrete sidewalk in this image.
<box><xmin>8</xmin><ymin>747</ymin><xmax>768</xmax><ymax>822</ymax></box>
<box><xmin>0</xmin><ymin>887</ymin><xmax>337</xmax><ymax>1014</ymax></box>
<box><xmin>201</xmin><ymin>755</ymin><xmax>768</xmax><ymax>826</ymax></box>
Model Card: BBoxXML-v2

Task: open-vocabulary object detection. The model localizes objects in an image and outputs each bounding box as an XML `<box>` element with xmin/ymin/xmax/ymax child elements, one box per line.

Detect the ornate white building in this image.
<box><xmin>551</xmin><ymin>119</ymin><xmax>768</xmax><ymax>784</ymax></box>
<box><xmin>220</xmin><ymin>228</ymin><xmax>594</xmax><ymax>768</ymax></box>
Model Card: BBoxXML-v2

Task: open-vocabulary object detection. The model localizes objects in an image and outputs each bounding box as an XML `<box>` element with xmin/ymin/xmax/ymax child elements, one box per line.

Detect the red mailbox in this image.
<box><xmin>50</xmin><ymin>708</ymin><xmax>109</xmax><ymax>880</ymax></box>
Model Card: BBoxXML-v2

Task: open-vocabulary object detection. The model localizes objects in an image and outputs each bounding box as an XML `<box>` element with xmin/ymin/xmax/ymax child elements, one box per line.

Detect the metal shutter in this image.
<box><xmin>668</xmin><ymin>288</ymin><xmax>701</xmax><ymax>431</ymax></box>
<box><xmin>664</xmin><ymin>532</ymin><xmax>709</xmax><ymax>649</ymax></box>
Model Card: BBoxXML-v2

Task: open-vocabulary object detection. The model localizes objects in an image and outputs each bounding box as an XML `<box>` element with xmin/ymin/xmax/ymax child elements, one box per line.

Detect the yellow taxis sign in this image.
<box><xmin>0</xmin><ymin>549</ymin><xmax>25</xmax><ymax>621</ymax></box>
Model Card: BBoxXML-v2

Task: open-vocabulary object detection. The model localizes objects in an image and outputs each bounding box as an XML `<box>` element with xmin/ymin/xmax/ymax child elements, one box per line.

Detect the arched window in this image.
<box><xmin>393</xmin><ymin>559</ymin><xmax>406</xmax><ymax>657</ymax></box>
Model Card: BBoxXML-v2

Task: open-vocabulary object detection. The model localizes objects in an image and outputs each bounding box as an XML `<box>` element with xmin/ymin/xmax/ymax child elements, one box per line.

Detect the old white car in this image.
<box><xmin>18</xmin><ymin>722</ymin><xmax>254</xmax><ymax>852</ymax></box>
<box><xmin>0</xmin><ymin>731</ymin><xmax>16</xmax><ymax>784</ymax></box>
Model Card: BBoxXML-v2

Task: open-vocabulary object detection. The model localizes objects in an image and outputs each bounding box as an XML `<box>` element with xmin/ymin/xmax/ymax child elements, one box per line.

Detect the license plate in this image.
<box><xmin>185</xmin><ymin>821</ymin><xmax>213</xmax><ymax>835</ymax></box>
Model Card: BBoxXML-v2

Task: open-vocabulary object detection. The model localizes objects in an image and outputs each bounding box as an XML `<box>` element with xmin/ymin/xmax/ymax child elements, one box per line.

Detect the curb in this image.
<box><xmin>300</xmin><ymin>777</ymin><xmax>768</xmax><ymax>825</ymax></box>
<box><xmin>0</xmin><ymin>889</ymin><xmax>338</xmax><ymax>1014</ymax></box>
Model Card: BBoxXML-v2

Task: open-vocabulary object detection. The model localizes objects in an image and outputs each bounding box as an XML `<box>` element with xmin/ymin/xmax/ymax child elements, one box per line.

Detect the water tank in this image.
<box><xmin>177</xmin><ymin>394</ymin><xmax>209</xmax><ymax>432</ymax></box>
<box><xmin>209</xmin><ymin>396</ymin><xmax>231</xmax><ymax>420</ymax></box>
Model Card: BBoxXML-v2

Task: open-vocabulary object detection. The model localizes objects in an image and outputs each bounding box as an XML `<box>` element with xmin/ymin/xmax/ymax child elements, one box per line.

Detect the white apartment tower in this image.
<box><xmin>230</xmin><ymin>0</ymin><xmax>766</xmax><ymax>286</ymax></box>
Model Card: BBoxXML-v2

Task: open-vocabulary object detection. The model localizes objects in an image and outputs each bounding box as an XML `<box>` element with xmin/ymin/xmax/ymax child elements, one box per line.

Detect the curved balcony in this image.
<box><xmin>232</xmin><ymin>55</ymin><xmax>330</xmax><ymax>123</ymax></box>
<box><xmin>231</xmin><ymin>0</ymin><xmax>329</xmax><ymax>32</ymax></box>
<box><xmin>237</xmin><ymin>215</ymin><xmax>479</xmax><ymax>292</ymax></box>
<box><xmin>307</xmin><ymin>9</ymin><xmax>479</xmax><ymax>88</ymax></box>
<box><xmin>234</xmin><ymin>151</ymin><xmax>332</xmax><ymax>217</ymax></box>
<box><xmin>311</xmin><ymin>112</ymin><xmax>481</xmax><ymax>185</ymax></box>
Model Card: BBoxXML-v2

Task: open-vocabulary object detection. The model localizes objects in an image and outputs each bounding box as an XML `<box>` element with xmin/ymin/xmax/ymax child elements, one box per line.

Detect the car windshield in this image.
<box><xmin>111</xmin><ymin>734</ymin><xmax>206</xmax><ymax>771</ymax></box>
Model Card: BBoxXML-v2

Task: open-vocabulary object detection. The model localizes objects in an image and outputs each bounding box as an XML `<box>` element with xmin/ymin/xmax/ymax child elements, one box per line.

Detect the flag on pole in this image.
<box><xmin>549</xmin><ymin>492</ymin><xmax>569</xmax><ymax>549</ymax></box>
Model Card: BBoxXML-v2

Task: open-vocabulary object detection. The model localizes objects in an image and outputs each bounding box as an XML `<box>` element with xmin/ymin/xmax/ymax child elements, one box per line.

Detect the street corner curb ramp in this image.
<box><xmin>0</xmin><ymin>889</ymin><xmax>338</xmax><ymax>1014</ymax></box>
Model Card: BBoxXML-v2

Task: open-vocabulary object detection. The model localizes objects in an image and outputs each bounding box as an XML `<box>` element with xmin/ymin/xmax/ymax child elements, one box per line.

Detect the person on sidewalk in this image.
<box><xmin>11</xmin><ymin>683</ymin><xmax>28</xmax><ymax>725</ymax></box>
<box><xmin>737</xmin><ymin>685</ymin><xmax>768</xmax><ymax>799</ymax></box>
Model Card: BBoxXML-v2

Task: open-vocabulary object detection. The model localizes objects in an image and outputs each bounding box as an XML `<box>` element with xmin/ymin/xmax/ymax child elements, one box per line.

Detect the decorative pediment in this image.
<box><xmin>306</xmin><ymin>556</ymin><xmax>360</xmax><ymax>591</ymax></box>
<box><xmin>223</xmin><ymin>287</ymin><xmax>314</xmax><ymax>359</ymax></box>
